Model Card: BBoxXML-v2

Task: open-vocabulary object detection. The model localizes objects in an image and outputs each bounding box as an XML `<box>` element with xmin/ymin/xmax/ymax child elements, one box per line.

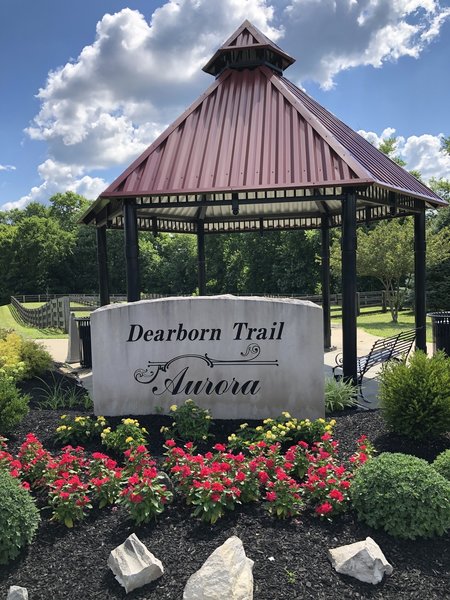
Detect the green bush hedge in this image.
<box><xmin>351</xmin><ymin>452</ymin><xmax>450</xmax><ymax>539</ymax></box>
<box><xmin>0</xmin><ymin>378</ymin><xmax>30</xmax><ymax>435</ymax></box>
<box><xmin>378</xmin><ymin>350</ymin><xmax>450</xmax><ymax>439</ymax></box>
<box><xmin>0</xmin><ymin>470</ymin><xmax>41</xmax><ymax>564</ymax></box>
<box><xmin>433</xmin><ymin>449</ymin><xmax>450</xmax><ymax>481</ymax></box>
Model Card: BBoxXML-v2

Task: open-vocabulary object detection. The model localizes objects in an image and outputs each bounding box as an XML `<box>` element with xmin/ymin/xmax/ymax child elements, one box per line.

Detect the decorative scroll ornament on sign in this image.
<box><xmin>133</xmin><ymin>343</ymin><xmax>278</xmax><ymax>385</ymax></box>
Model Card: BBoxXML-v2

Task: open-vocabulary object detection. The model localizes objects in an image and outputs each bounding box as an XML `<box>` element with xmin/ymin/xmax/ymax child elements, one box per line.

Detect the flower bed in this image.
<box><xmin>0</xmin><ymin>376</ymin><xmax>449</xmax><ymax>599</ymax></box>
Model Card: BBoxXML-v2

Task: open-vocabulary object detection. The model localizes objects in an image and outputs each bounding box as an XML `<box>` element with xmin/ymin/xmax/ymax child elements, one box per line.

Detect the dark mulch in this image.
<box><xmin>1</xmin><ymin>371</ymin><xmax>449</xmax><ymax>600</ymax></box>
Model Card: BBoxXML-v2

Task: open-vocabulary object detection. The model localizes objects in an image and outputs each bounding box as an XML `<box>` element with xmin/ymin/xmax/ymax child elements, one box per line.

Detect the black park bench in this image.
<box><xmin>332</xmin><ymin>329</ymin><xmax>417</xmax><ymax>402</ymax></box>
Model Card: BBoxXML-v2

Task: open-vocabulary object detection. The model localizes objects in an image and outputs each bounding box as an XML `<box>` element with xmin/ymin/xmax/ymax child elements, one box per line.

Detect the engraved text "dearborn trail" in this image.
<box><xmin>126</xmin><ymin>321</ymin><xmax>285</xmax><ymax>342</ymax></box>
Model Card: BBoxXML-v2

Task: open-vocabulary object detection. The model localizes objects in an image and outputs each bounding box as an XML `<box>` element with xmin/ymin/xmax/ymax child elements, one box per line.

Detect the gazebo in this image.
<box><xmin>80</xmin><ymin>20</ymin><xmax>446</xmax><ymax>385</ymax></box>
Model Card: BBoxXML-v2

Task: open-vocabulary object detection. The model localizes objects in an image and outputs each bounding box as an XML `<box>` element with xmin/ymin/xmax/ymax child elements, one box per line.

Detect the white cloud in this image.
<box><xmin>283</xmin><ymin>0</ymin><xmax>450</xmax><ymax>89</ymax></box>
<box><xmin>6</xmin><ymin>0</ymin><xmax>449</xmax><ymax>210</ymax></box>
<box><xmin>0</xmin><ymin>164</ymin><xmax>16</xmax><ymax>172</ymax></box>
<box><xmin>1</xmin><ymin>160</ymin><xmax>107</xmax><ymax>211</ymax></box>
<box><xmin>358</xmin><ymin>128</ymin><xmax>450</xmax><ymax>181</ymax></box>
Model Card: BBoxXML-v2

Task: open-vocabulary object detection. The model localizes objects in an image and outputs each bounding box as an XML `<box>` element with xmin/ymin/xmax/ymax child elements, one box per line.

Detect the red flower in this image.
<box><xmin>129</xmin><ymin>493</ymin><xmax>144</xmax><ymax>504</ymax></box>
<box><xmin>340</xmin><ymin>480</ymin><xmax>351</xmax><ymax>489</ymax></box>
<box><xmin>266</xmin><ymin>491</ymin><xmax>277</xmax><ymax>502</ymax></box>
<box><xmin>212</xmin><ymin>482</ymin><xmax>224</xmax><ymax>492</ymax></box>
<box><xmin>60</xmin><ymin>492</ymin><xmax>70</xmax><ymax>500</ymax></box>
<box><xmin>213</xmin><ymin>443</ymin><xmax>226</xmax><ymax>452</ymax></box>
<box><xmin>329</xmin><ymin>489</ymin><xmax>344</xmax><ymax>502</ymax></box>
<box><xmin>315</xmin><ymin>502</ymin><xmax>333</xmax><ymax>515</ymax></box>
<box><xmin>210</xmin><ymin>493</ymin><xmax>221</xmax><ymax>502</ymax></box>
<box><xmin>235</xmin><ymin>471</ymin><xmax>246</xmax><ymax>482</ymax></box>
<box><xmin>165</xmin><ymin>439</ymin><xmax>176</xmax><ymax>448</ymax></box>
<box><xmin>298</xmin><ymin>441</ymin><xmax>309</xmax><ymax>449</ymax></box>
<box><xmin>258</xmin><ymin>471</ymin><xmax>269</xmax><ymax>484</ymax></box>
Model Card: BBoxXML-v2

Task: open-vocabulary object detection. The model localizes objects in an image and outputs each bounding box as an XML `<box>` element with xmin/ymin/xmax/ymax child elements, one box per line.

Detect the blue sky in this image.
<box><xmin>1</xmin><ymin>0</ymin><xmax>449</xmax><ymax>210</ymax></box>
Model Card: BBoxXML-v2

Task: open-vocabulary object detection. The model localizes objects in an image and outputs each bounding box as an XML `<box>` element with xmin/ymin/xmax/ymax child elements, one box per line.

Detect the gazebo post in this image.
<box><xmin>197</xmin><ymin>208</ymin><xmax>207</xmax><ymax>295</ymax></box>
<box><xmin>123</xmin><ymin>199</ymin><xmax>140</xmax><ymax>302</ymax></box>
<box><xmin>96</xmin><ymin>224</ymin><xmax>110</xmax><ymax>306</ymax></box>
<box><xmin>321</xmin><ymin>216</ymin><xmax>332</xmax><ymax>349</ymax></box>
<box><xmin>414</xmin><ymin>209</ymin><xmax>427</xmax><ymax>352</ymax></box>
<box><xmin>341</xmin><ymin>189</ymin><xmax>358</xmax><ymax>385</ymax></box>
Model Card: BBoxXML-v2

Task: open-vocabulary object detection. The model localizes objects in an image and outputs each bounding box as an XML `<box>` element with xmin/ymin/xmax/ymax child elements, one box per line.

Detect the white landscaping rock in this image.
<box><xmin>328</xmin><ymin>536</ymin><xmax>393</xmax><ymax>585</ymax></box>
<box><xmin>183</xmin><ymin>536</ymin><xmax>254</xmax><ymax>600</ymax></box>
<box><xmin>7</xmin><ymin>587</ymin><xmax>28</xmax><ymax>600</ymax></box>
<box><xmin>108</xmin><ymin>533</ymin><xmax>164</xmax><ymax>593</ymax></box>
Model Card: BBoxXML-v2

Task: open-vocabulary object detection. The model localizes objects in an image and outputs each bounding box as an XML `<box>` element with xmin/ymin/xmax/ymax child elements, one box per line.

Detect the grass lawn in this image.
<box><xmin>332</xmin><ymin>306</ymin><xmax>433</xmax><ymax>342</ymax></box>
<box><xmin>0</xmin><ymin>304</ymin><xmax>68</xmax><ymax>339</ymax></box>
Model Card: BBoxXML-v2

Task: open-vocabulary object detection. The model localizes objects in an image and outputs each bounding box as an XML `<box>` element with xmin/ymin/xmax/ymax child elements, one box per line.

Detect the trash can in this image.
<box><xmin>428</xmin><ymin>312</ymin><xmax>450</xmax><ymax>356</ymax></box>
<box><xmin>76</xmin><ymin>317</ymin><xmax>92</xmax><ymax>368</ymax></box>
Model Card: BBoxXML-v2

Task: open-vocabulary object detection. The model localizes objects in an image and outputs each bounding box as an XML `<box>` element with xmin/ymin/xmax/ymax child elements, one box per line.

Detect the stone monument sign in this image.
<box><xmin>91</xmin><ymin>295</ymin><xmax>324</xmax><ymax>419</ymax></box>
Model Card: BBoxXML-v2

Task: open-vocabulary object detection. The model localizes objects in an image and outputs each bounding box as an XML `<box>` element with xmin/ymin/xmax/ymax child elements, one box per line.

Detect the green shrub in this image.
<box><xmin>161</xmin><ymin>399</ymin><xmax>212</xmax><ymax>442</ymax></box>
<box><xmin>0</xmin><ymin>470</ymin><xmax>40</xmax><ymax>564</ymax></box>
<box><xmin>351</xmin><ymin>452</ymin><xmax>450</xmax><ymax>539</ymax></box>
<box><xmin>0</xmin><ymin>378</ymin><xmax>29</xmax><ymax>434</ymax></box>
<box><xmin>0</xmin><ymin>332</ymin><xmax>26</xmax><ymax>381</ymax></box>
<box><xmin>19</xmin><ymin>339</ymin><xmax>53</xmax><ymax>379</ymax></box>
<box><xmin>101</xmin><ymin>418</ymin><xmax>148</xmax><ymax>453</ymax></box>
<box><xmin>324</xmin><ymin>377</ymin><xmax>357</xmax><ymax>412</ymax></box>
<box><xmin>378</xmin><ymin>350</ymin><xmax>450</xmax><ymax>439</ymax></box>
<box><xmin>432</xmin><ymin>449</ymin><xmax>450</xmax><ymax>481</ymax></box>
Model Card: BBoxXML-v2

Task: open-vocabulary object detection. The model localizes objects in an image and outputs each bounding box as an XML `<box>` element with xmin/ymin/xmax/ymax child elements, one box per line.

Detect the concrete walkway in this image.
<box><xmin>37</xmin><ymin>325</ymin><xmax>382</xmax><ymax>408</ymax></box>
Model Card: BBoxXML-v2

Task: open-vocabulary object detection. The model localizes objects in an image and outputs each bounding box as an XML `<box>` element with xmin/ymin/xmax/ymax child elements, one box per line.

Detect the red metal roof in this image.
<box><xmin>102</xmin><ymin>66</ymin><xmax>370</xmax><ymax>198</ymax></box>
<box><xmin>89</xmin><ymin>19</ymin><xmax>446</xmax><ymax>233</ymax></box>
<box><xmin>101</xmin><ymin>62</ymin><xmax>443</xmax><ymax>206</ymax></box>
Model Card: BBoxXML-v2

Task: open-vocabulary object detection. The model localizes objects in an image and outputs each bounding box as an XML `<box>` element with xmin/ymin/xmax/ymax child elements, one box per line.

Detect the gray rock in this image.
<box><xmin>328</xmin><ymin>536</ymin><xmax>393</xmax><ymax>585</ymax></box>
<box><xmin>7</xmin><ymin>587</ymin><xmax>28</xmax><ymax>600</ymax></box>
<box><xmin>183</xmin><ymin>536</ymin><xmax>253</xmax><ymax>600</ymax></box>
<box><xmin>108</xmin><ymin>533</ymin><xmax>164</xmax><ymax>593</ymax></box>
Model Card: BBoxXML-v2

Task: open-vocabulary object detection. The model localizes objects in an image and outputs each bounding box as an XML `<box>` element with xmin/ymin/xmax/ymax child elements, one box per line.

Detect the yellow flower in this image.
<box><xmin>281</xmin><ymin>411</ymin><xmax>291</xmax><ymax>418</ymax></box>
<box><xmin>61</xmin><ymin>415</ymin><xmax>67</xmax><ymax>420</ymax></box>
<box><xmin>75</xmin><ymin>416</ymin><xmax>83</xmax><ymax>423</ymax></box>
<box><xmin>317</xmin><ymin>418</ymin><xmax>325</xmax><ymax>424</ymax></box>
<box><xmin>263</xmin><ymin>418</ymin><xmax>273</xmax><ymax>424</ymax></box>
<box><xmin>240</xmin><ymin>423</ymin><xmax>248</xmax><ymax>430</ymax></box>
<box><xmin>141</xmin><ymin>427</ymin><xmax>148</xmax><ymax>434</ymax></box>
<box><xmin>170</xmin><ymin>404</ymin><xmax>178</xmax><ymax>412</ymax></box>
<box><xmin>256</xmin><ymin>426</ymin><xmax>263</xmax><ymax>431</ymax></box>
<box><xmin>125</xmin><ymin>436</ymin><xmax>134</xmax><ymax>443</ymax></box>
<box><xmin>102</xmin><ymin>427</ymin><xmax>111</xmax><ymax>434</ymax></box>
<box><xmin>329</xmin><ymin>419</ymin><xmax>336</xmax><ymax>426</ymax></box>
<box><xmin>228</xmin><ymin>434</ymin><xmax>237</xmax><ymax>441</ymax></box>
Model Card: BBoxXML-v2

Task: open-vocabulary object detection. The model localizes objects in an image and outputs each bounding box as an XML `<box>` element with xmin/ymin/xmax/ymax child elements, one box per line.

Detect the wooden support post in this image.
<box><xmin>123</xmin><ymin>199</ymin><xmax>140</xmax><ymax>303</ymax></box>
<box><xmin>321</xmin><ymin>216</ymin><xmax>332</xmax><ymax>349</ymax></box>
<box><xmin>96</xmin><ymin>225</ymin><xmax>110</xmax><ymax>306</ymax></box>
<box><xmin>341</xmin><ymin>190</ymin><xmax>358</xmax><ymax>385</ymax></box>
<box><xmin>414</xmin><ymin>210</ymin><xmax>427</xmax><ymax>352</ymax></box>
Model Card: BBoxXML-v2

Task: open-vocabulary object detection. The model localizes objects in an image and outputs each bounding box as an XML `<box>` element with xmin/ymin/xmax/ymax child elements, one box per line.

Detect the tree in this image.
<box><xmin>330</xmin><ymin>218</ymin><xmax>450</xmax><ymax>322</ymax></box>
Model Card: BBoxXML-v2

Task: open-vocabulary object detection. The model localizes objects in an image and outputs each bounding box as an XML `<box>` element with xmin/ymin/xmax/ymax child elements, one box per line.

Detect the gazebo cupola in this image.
<box><xmin>202</xmin><ymin>20</ymin><xmax>295</xmax><ymax>77</ymax></box>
